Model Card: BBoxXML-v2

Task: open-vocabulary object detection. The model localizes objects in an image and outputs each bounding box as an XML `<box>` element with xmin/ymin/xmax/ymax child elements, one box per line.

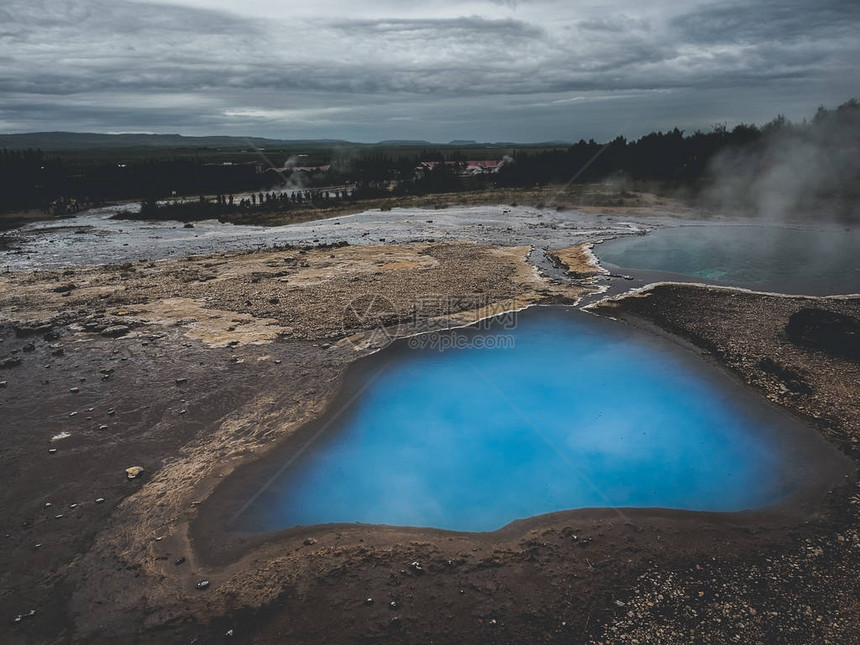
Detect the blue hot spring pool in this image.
<box><xmin>597</xmin><ymin>224</ymin><xmax>860</xmax><ymax>295</ymax></box>
<box><xmin>243</xmin><ymin>308</ymin><xmax>843</xmax><ymax>533</ymax></box>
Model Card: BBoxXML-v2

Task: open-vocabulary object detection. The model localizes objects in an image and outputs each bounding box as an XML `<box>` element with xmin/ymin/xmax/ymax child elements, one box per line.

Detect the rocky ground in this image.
<box><xmin>0</xmin><ymin>241</ymin><xmax>582</xmax><ymax>643</ymax></box>
<box><xmin>0</xmin><ymin>183</ymin><xmax>685</xmax><ymax>238</ymax></box>
<box><xmin>587</xmin><ymin>285</ymin><xmax>860</xmax><ymax>644</ymax></box>
<box><xmin>547</xmin><ymin>244</ymin><xmax>606</xmax><ymax>279</ymax></box>
<box><xmin>0</xmin><ymin>239</ymin><xmax>857</xmax><ymax>644</ymax></box>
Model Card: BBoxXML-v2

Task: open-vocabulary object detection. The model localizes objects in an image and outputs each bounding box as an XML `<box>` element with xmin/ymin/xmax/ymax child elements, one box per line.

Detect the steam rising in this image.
<box><xmin>702</xmin><ymin>101</ymin><xmax>860</xmax><ymax>222</ymax></box>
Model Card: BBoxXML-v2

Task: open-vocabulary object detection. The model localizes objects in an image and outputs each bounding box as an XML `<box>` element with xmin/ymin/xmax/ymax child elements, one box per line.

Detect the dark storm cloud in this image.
<box><xmin>660</xmin><ymin>1</ymin><xmax>860</xmax><ymax>96</ymax></box>
<box><xmin>576</xmin><ymin>16</ymin><xmax>651</xmax><ymax>33</ymax></box>
<box><xmin>0</xmin><ymin>0</ymin><xmax>244</xmax><ymax>35</ymax></box>
<box><xmin>0</xmin><ymin>0</ymin><xmax>267</xmax><ymax>95</ymax></box>
<box><xmin>0</xmin><ymin>0</ymin><xmax>857</xmax><ymax>139</ymax></box>
<box><xmin>671</xmin><ymin>0</ymin><xmax>860</xmax><ymax>44</ymax></box>
<box><xmin>331</xmin><ymin>16</ymin><xmax>543</xmax><ymax>39</ymax></box>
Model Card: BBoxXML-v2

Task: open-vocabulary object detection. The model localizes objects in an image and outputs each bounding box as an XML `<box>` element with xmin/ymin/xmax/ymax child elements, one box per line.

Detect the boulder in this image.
<box><xmin>786</xmin><ymin>308</ymin><xmax>860</xmax><ymax>360</ymax></box>
<box><xmin>0</xmin><ymin>356</ymin><xmax>22</xmax><ymax>369</ymax></box>
<box><xmin>125</xmin><ymin>466</ymin><xmax>144</xmax><ymax>480</ymax></box>
<box><xmin>14</xmin><ymin>322</ymin><xmax>53</xmax><ymax>337</ymax></box>
<box><xmin>101</xmin><ymin>325</ymin><xmax>130</xmax><ymax>338</ymax></box>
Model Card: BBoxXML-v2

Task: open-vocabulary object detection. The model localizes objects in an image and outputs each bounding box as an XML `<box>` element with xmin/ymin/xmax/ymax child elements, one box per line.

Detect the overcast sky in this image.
<box><xmin>0</xmin><ymin>0</ymin><xmax>858</xmax><ymax>142</ymax></box>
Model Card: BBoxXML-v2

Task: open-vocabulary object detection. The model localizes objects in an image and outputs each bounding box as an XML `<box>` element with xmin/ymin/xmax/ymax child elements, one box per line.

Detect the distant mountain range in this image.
<box><xmin>0</xmin><ymin>131</ymin><xmax>573</xmax><ymax>151</ymax></box>
<box><xmin>0</xmin><ymin>132</ymin><xmax>354</xmax><ymax>151</ymax></box>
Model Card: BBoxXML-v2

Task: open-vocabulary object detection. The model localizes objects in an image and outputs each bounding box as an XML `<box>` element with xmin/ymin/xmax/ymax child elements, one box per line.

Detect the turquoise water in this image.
<box><xmin>597</xmin><ymin>225</ymin><xmax>860</xmax><ymax>295</ymax></box>
<box><xmin>247</xmin><ymin>308</ymin><xmax>821</xmax><ymax>533</ymax></box>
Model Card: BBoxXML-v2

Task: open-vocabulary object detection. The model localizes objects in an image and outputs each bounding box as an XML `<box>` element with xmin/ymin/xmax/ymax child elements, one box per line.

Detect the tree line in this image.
<box><xmin>2</xmin><ymin>99</ymin><xmax>857</xmax><ymax>214</ymax></box>
<box><xmin>493</xmin><ymin>99</ymin><xmax>859</xmax><ymax>189</ymax></box>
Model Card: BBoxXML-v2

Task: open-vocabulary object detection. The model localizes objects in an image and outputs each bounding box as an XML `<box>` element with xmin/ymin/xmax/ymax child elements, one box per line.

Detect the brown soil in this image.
<box><xmin>0</xmin><ymin>251</ymin><xmax>857</xmax><ymax>644</ymax></box>
<box><xmin>0</xmin><ymin>209</ymin><xmax>59</xmax><ymax>232</ymax></box>
<box><xmin>547</xmin><ymin>243</ymin><xmax>606</xmax><ymax>278</ymax></box>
